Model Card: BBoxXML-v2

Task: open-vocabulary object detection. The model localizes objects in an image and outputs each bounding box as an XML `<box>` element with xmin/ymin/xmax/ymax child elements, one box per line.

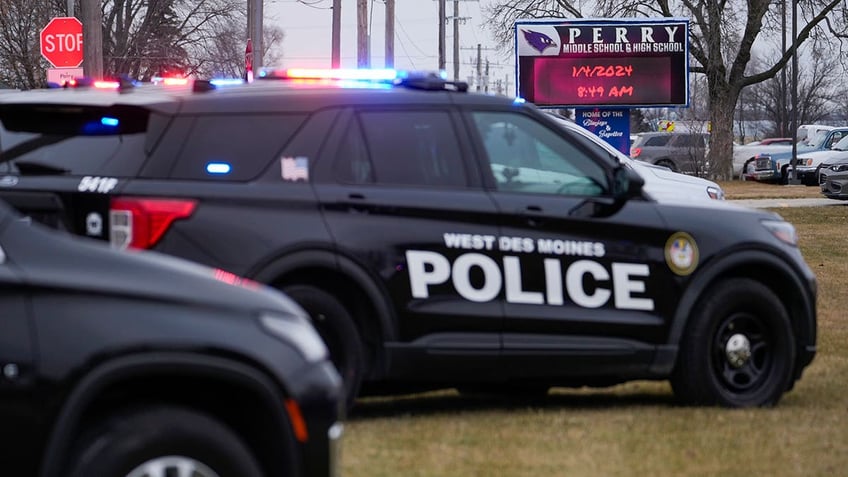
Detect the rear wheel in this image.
<box><xmin>283</xmin><ymin>284</ymin><xmax>364</xmax><ymax>409</ymax></box>
<box><xmin>655</xmin><ymin>159</ymin><xmax>677</xmax><ymax>172</ymax></box>
<box><xmin>671</xmin><ymin>278</ymin><xmax>796</xmax><ymax>407</ymax></box>
<box><xmin>69</xmin><ymin>407</ymin><xmax>263</xmax><ymax>477</ymax></box>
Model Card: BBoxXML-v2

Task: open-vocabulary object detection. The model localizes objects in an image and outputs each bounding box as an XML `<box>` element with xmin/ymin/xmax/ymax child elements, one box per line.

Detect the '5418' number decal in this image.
<box><xmin>78</xmin><ymin>176</ymin><xmax>118</xmax><ymax>194</ymax></box>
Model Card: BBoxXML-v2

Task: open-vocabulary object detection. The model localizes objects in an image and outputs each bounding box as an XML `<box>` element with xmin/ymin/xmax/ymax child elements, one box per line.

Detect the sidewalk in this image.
<box><xmin>729</xmin><ymin>198</ymin><xmax>845</xmax><ymax>208</ymax></box>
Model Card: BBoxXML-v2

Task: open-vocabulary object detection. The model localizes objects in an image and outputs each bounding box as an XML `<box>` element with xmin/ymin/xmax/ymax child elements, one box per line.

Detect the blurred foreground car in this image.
<box><xmin>0</xmin><ymin>200</ymin><xmax>342</xmax><ymax>477</ymax></box>
<box><xmin>552</xmin><ymin>117</ymin><xmax>724</xmax><ymax>202</ymax></box>
<box><xmin>818</xmin><ymin>156</ymin><xmax>848</xmax><ymax>199</ymax></box>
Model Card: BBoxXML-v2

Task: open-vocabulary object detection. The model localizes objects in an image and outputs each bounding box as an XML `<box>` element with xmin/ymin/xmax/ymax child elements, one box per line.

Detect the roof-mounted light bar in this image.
<box><xmin>259</xmin><ymin>68</ymin><xmax>401</xmax><ymax>81</ymax></box>
<box><xmin>151</xmin><ymin>76</ymin><xmax>189</xmax><ymax>86</ymax></box>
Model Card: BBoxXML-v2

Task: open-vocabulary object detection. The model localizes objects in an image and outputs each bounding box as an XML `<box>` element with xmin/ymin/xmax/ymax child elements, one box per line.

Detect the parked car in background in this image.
<box><xmin>790</xmin><ymin>134</ymin><xmax>848</xmax><ymax>185</ymax></box>
<box><xmin>630</xmin><ymin>131</ymin><xmax>710</xmax><ymax>175</ymax></box>
<box><xmin>552</xmin><ymin>117</ymin><xmax>724</xmax><ymax>202</ymax></box>
<box><xmin>818</xmin><ymin>156</ymin><xmax>848</xmax><ymax>199</ymax></box>
<box><xmin>0</xmin><ymin>199</ymin><xmax>343</xmax><ymax>477</ymax></box>
<box><xmin>733</xmin><ymin>138</ymin><xmax>796</xmax><ymax>178</ymax></box>
<box><xmin>745</xmin><ymin>127</ymin><xmax>848</xmax><ymax>183</ymax></box>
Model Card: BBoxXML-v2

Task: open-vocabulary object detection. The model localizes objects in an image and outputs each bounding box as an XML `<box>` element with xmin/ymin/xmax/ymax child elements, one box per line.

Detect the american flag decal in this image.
<box><xmin>281</xmin><ymin>156</ymin><xmax>309</xmax><ymax>182</ymax></box>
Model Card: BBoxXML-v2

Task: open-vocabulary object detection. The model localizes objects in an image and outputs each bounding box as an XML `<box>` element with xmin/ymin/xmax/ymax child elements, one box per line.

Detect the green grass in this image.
<box><xmin>341</xmin><ymin>204</ymin><xmax>848</xmax><ymax>477</ymax></box>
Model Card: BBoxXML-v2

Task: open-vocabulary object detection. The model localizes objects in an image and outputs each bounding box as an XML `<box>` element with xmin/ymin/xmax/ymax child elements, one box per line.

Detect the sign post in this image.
<box><xmin>40</xmin><ymin>17</ymin><xmax>84</xmax><ymax>68</ymax></box>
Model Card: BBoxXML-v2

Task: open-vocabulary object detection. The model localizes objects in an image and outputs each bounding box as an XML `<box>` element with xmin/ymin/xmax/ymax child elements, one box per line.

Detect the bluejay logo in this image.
<box><xmin>521</xmin><ymin>29</ymin><xmax>558</xmax><ymax>54</ymax></box>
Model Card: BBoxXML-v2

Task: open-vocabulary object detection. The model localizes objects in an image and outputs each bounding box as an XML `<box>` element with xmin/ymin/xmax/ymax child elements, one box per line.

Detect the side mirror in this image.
<box><xmin>613</xmin><ymin>164</ymin><xmax>644</xmax><ymax>200</ymax></box>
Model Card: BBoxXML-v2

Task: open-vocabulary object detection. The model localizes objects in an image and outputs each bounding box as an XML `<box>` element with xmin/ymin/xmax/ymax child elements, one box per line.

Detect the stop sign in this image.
<box><xmin>40</xmin><ymin>17</ymin><xmax>84</xmax><ymax>68</ymax></box>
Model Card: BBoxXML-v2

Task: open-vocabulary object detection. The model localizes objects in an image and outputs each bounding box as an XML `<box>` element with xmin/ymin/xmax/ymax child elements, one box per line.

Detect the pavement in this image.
<box><xmin>728</xmin><ymin>198</ymin><xmax>846</xmax><ymax>208</ymax></box>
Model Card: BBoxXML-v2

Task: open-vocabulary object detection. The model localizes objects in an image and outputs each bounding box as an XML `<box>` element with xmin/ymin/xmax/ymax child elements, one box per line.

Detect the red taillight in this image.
<box><xmin>630</xmin><ymin>147</ymin><xmax>642</xmax><ymax>158</ymax></box>
<box><xmin>110</xmin><ymin>197</ymin><xmax>197</xmax><ymax>249</ymax></box>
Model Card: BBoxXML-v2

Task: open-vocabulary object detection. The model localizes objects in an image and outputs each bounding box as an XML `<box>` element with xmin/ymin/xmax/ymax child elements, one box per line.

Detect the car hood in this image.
<box><xmin>799</xmin><ymin>149</ymin><xmax>848</xmax><ymax>161</ymax></box>
<box><xmin>0</xmin><ymin>213</ymin><xmax>303</xmax><ymax>317</ymax></box>
<box><xmin>629</xmin><ymin>160</ymin><xmax>722</xmax><ymax>203</ymax></box>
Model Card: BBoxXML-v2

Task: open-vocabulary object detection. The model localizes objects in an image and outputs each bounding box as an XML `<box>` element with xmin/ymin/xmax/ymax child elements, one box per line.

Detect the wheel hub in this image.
<box><xmin>126</xmin><ymin>456</ymin><xmax>220</xmax><ymax>477</ymax></box>
<box><xmin>725</xmin><ymin>333</ymin><xmax>752</xmax><ymax>368</ymax></box>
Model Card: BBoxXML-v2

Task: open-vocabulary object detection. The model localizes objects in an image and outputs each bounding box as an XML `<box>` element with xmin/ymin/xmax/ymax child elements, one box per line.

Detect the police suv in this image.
<box><xmin>0</xmin><ymin>69</ymin><xmax>816</xmax><ymax>408</ymax></box>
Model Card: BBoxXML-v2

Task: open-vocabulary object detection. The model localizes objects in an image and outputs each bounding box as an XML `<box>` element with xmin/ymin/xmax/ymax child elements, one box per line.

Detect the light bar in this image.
<box><xmin>93</xmin><ymin>80</ymin><xmax>120</xmax><ymax>89</ymax></box>
<box><xmin>260</xmin><ymin>68</ymin><xmax>400</xmax><ymax>81</ymax></box>
<box><xmin>151</xmin><ymin>76</ymin><xmax>189</xmax><ymax>86</ymax></box>
<box><xmin>210</xmin><ymin>78</ymin><xmax>245</xmax><ymax>87</ymax></box>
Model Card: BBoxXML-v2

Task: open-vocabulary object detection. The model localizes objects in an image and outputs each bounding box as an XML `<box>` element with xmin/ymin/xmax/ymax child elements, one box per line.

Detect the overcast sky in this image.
<box><xmin>266</xmin><ymin>0</ymin><xmax>511</xmax><ymax>88</ymax></box>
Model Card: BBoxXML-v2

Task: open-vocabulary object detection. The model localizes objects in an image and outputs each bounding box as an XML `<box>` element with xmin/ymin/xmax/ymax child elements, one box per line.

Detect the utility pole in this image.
<box><xmin>438</xmin><ymin>0</ymin><xmax>446</xmax><ymax>70</ymax></box>
<box><xmin>385</xmin><ymin>0</ymin><xmax>395</xmax><ymax>68</ymax></box>
<box><xmin>247</xmin><ymin>0</ymin><xmax>263</xmax><ymax>73</ymax></box>
<box><xmin>452</xmin><ymin>1</ymin><xmax>459</xmax><ymax>80</ymax></box>
<box><xmin>357</xmin><ymin>0</ymin><xmax>369</xmax><ymax>67</ymax></box>
<box><xmin>475</xmin><ymin>44</ymin><xmax>481</xmax><ymax>91</ymax></box>
<box><xmin>81</xmin><ymin>0</ymin><xmax>102</xmax><ymax>78</ymax></box>
<box><xmin>332</xmin><ymin>0</ymin><xmax>341</xmax><ymax>68</ymax></box>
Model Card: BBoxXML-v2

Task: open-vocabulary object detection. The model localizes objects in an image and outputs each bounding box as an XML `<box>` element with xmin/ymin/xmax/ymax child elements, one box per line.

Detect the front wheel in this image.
<box><xmin>671</xmin><ymin>278</ymin><xmax>796</xmax><ymax>407</ymax></box>
<box><xmin>69</xmin><ymin>407</ymin><xmax>263</xmax><ymax>477</ymax></box>
<box><xmin>741</xmin><ymin>159</ymin><xmax>755</xmax><ymax>180</ymax></box>
<box><xmin>283</xmin><ymin>285</ymin><xmax>365</xmax><ymax>410</ymax></box>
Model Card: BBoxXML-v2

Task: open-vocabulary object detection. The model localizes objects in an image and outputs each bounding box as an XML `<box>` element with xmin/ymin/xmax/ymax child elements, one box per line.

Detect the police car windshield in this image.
<box><xmin>0</xmin><ymin>129</ymin><xmax>148</xmax><ymax>176</ymax></box>
<box><xmin>0</xmin><ymin>103</ymin><xmax>150</xmax><ymax>176</ymax></box>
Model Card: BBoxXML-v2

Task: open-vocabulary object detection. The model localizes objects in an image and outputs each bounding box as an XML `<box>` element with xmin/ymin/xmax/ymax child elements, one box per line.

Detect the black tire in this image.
<box><xmin>69</xmin><ymin>407</ymin><xmax>263</xmax><ymax>477</ymax></box>
<box><xmin>655</xmin><ymin>159</ymin><xmax>677</xmax><ymax>172</ymax></box>
<box><xmin>671</xmin><ymin>278</ymin><xmax>796</xmax><ymax>407</ymax></box>
<box><xmin>780</xmin><ymin>165</ymin><xmax>790</xmax><ymax>185</ymax></box>
<box><xmin>741</xmin><ymin>159</ymin><xmax>755</xmax><ymax>180</ymax></box>
<box><xmin>283</xmin><ymin>285</ymin><xmax>364</xmax><ymax>409</ymax></box>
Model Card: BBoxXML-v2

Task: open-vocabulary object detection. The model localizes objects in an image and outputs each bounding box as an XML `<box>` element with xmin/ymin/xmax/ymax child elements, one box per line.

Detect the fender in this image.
<box><xmin>248</xmin><ymin>248</ymin><xmax>398</xmax><ymax>346</ymax></box>
<box><xmin>650</xmin><ymin>248</ymin><xmax>816</xmax><ymax>374</ymax></box>
<box><xmin>40</xmin><ymin>352</ymin><xmax>293</xmax><ymax>477</ymax></box>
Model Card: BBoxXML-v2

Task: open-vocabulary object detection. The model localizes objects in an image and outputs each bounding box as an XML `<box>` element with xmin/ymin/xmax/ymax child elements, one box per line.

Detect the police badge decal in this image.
<box><xmin>665</xmin><ymin>232</ymin><xmax>698</xmax><ymax>276</ymax></box>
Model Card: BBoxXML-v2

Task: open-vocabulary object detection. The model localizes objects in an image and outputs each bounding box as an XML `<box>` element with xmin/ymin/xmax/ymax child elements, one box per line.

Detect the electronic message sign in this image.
<box><xmin>515</xmin><ymin>18</ymin><xmax>689</xmax><ymax>108</ymax></box>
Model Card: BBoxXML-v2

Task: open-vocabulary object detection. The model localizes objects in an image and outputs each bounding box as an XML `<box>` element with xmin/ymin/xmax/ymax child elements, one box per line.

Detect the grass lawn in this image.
<box><xmin>340</xmin><ymin>189</ymin><xmax>848</xmax><ymax>477</ymax></box>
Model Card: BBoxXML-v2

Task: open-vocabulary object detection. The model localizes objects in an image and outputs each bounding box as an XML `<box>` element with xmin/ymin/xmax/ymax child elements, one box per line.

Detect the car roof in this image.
<box><xmin>0</xmin><ymin>76</ymin><xmax>516</xmax><ymax>115</ymax></box>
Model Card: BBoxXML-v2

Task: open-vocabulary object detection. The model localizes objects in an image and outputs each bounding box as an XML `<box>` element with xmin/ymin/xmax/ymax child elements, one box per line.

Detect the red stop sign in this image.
<box><xmin>40</xmin><ymin>17</ymin><xmax>84</xmax><ymax>68</ymax></box>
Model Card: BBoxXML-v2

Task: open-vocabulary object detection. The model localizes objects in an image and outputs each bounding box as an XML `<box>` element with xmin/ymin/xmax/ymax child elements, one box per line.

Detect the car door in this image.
<box><xmin>464</xmin><ymin>109</ymin><xmax>680</xmax><ymax>377</ymax></box>
<box><xmin>312</xmin><ymin>107</ymin><xmax>503</xmax><ymax>377</ymax></box>
<box><xmin>0</xmin><ymin>221</ymin><xmax>39</xmax><ymax>472</ymax></box>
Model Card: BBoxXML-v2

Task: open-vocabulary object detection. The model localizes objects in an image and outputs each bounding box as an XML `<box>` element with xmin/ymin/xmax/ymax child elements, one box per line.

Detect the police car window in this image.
<box><xmin>167</xmin><ymin>114</ymin><xmax>306</xmax><ymax>181</ymax></box>
<box><xmin>357</xmin><ymin>111</ymin><xmax>468</xmax><ymax>187</ymax></box>
<box><xmin>471</xmin><ymin>112</ymin><xmax>606</xmax><ymax>196</ymax></box>
<box><xmin>334</xmin><ymin>120</ymin><xmax>374</xmax><ymax>184</ymax></box>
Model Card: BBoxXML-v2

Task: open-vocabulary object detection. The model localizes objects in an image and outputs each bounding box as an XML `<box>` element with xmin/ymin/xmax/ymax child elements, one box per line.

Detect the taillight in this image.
<box><xmin>631</xmin><ymin>147</ymin><xmax>642</xmax><ymax>158</ymax></box>
<box><xmin>110</xmin><ymin>197</ymin><xmax>197</xmax><ymax>249</ymax></box>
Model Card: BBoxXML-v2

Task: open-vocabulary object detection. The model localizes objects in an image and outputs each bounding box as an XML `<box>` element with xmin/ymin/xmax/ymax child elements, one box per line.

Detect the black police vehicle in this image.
<box><xmin>0</xmin><ymin>69</ymin><xmax>816</xmax><ymax>408</ymax></box>
<box><xmin>0</xmin><ymin>199</ymin><xmax>342</xmax><ymax>476</ymax></box>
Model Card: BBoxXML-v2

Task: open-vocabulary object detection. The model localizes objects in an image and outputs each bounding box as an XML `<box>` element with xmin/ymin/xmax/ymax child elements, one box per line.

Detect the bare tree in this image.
<box><xmin>484</xmin><ymin>0</ymin><xmax>848</xmax><ymax>179</ymax></box>
<box><xmin>0</xmin><ymin>0</ymin><xmax>283</xmax><ymax>88</ymax></box>
<box><xmin>748</xmin><ymin>47</ymin><xmax>841</xmax><ymax>137</ymax></box>
<box><xmin>0</xmin><ymin>1</ymin><xmax>62</xmax><ymax>89</ymax></box>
